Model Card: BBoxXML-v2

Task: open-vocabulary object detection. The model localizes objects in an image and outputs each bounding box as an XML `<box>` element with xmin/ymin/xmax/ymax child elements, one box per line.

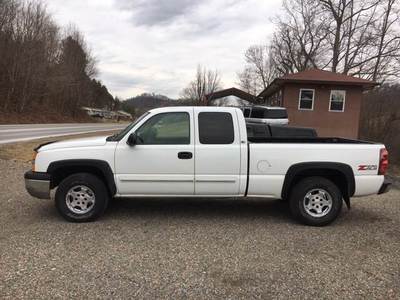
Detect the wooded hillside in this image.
<box><xmin>0</xmin><ymin>0</ymin><xmax>118</xmax><ymax>123</ymax></box>
<box><xmin>360</xmin><ymin>84</ymin><xmax>400</xmax><ymax>166</ymax></box>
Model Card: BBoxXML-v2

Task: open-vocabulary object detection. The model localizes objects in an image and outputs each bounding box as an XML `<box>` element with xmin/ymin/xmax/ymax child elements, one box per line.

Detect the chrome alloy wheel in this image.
<box><xmin>303</xmin><ymin>188</ymin><xmax>333</xmax><ymax>218</ymax></box>
<box><xmin>65</xmin><ymin>185</ymin><xmax>96</xmax><ymax>214</ymax></box>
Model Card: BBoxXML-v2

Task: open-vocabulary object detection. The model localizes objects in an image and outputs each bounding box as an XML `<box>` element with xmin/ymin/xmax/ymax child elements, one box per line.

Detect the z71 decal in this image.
<box><xmin>358</xmin><ymin>165</ymin><xmax>377</xmax><ymax>171</ymax></box>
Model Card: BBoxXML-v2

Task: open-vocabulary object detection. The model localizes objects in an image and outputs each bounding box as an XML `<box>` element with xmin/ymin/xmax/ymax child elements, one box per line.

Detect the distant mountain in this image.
<box><xmin>121</xmin><ymin>93</ymin><xmax>179</xmax><ymax>115</ymax></box>
<box><xmin>124</xmin><ymin>93</ymin><xmax>176</xmax><ymax>108</ymax></box>
<box><xmin>120</xmin><ymin>92</ymin><xmax>248</xmax><ymax>117</ymax></box>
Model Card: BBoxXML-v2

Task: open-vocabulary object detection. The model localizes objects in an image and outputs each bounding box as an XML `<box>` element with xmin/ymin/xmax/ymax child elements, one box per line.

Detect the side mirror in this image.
<box><xmin>127</xmin><ymin>133</ymin><xmax>138</xmax><ymax>146</ymax></box>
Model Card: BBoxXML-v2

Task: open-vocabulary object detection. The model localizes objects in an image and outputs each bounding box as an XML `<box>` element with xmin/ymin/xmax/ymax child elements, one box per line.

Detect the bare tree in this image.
<box><xmin>310</xmin><ymin>0</ymin><xmax>399</xmax><ymax>79</ymax></box>
<box><xmin>370</xmin><ymin>0</ymin><xmax>400</xmax><ymax>81</ymax></box>
<box><xmin>238</xmin><ymin>0</ymin><xmax>328</xmax><ymax>94</ymax></box>
<box><xmin>237</xmin><ymin>66</ymin><xmax>264</xmax><ymax>95</ymax></box>
<box><xmin>319</xmin><ymin>0</ymin><xmax>378</xmax><ymax>73</ymax></box>
<box><xmin>237</xmin><ymin>45</ymin><xmax>277</xmax><ymax>95</ymax></box>
<box><xmin>238</xmin><ymin>0</ymin><xmax>400</xmax><ymax>90</ymax></box>
<box><xmin>272</xmin><ymin>0</ymin><xmax>328</xmax><ymax>73</ymax></box>
<box><xmin>180</xmin><ymin>65</ymin><xmax>222</xmax><ymax>105</ymax></box>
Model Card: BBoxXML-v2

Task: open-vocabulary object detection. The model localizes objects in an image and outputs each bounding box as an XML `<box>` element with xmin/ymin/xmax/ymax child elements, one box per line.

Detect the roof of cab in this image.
<box><xmin>149</xmin><ymin>106</ymin><xmax>243</xmax><ymax>114</ymax></box>
<box><xmin>243</xmin><ymin>105</ymin><xmax>286</xmax><ymax>110</ymax></box>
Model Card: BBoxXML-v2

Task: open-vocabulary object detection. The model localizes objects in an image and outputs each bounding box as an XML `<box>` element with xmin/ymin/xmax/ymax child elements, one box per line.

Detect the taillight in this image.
<box><xmin>378</xmin><ymin>148</ymin><xmax>389</xmax><ymax>175</ymax></box>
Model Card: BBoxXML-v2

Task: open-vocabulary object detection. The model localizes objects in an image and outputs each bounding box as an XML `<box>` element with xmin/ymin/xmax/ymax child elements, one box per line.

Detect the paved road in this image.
<box><xmin>0</xmin><ymin>159</ymin><xmax>399</xmax><ymax>299</ymax></box>
<box><xmin>0</xmin><ymin>123</ymin><xmax>127</xmax><ymax>144</ymax></box>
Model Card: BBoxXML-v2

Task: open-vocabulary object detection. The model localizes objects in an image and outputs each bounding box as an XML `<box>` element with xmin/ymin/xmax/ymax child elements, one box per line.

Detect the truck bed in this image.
<box><xmin>247</xmin><ymin>140</ymin><xmax>383</xmax><ymax>199</ymax></box>
<box><xmin>246</xmin><ymin>123</ymin><xmax>373</xmax><ymax>144</ymax></box>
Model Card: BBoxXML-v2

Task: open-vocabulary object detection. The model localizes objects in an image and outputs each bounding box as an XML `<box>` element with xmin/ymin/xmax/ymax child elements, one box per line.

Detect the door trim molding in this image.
<box><xmin>118</xmin><ymin>175</ymin><xmax>194</xmax><ymax>182</ymax></box>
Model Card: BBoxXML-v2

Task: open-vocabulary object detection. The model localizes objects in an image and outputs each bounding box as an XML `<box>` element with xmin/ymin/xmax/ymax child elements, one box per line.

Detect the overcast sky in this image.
<box><xmin>47</xmin><ymin>0</ymin><xmax>282</xmax><ymax>99</ymax></box>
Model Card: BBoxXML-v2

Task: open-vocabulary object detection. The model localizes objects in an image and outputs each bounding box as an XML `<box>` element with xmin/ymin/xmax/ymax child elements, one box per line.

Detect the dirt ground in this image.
<box><xmin>0</xmin><ymin>159</ymin><xmax>399</xmax><ymax>299</ymax></box>
<box><xmin>0</xmin><ymin>132</ymin><xmax>399</xmax><ymax>299</ymax></box>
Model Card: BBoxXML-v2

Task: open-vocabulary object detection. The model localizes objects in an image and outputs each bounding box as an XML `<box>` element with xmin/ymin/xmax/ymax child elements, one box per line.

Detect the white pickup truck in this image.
<box><xmin>25</xmin><ymin>107</ymin><xmax>391</xmax><ymax>226</ymax></box>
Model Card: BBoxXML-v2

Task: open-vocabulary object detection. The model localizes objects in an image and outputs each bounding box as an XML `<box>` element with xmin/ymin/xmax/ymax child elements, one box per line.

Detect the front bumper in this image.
<box><xmin>378</xmin><ymin>178</ymin><xmax>392</xmax><ymax>195</ymax></box>
<box><xmin>24</xmin><ymin>171</ymin><xmax>51</xmax><ymax>199</ymax></box>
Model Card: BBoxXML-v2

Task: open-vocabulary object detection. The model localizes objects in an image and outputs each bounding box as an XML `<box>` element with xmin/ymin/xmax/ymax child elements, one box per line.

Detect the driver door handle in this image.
<box><xmin>178</xmin><ymin>152</ymin><xmax>193</xmax><ymax>159</ymax></box>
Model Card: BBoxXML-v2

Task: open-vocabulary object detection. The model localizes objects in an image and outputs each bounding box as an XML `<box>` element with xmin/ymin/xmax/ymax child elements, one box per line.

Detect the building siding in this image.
<box><xmin>283</xmin><ymin>83</ymin><xmax>362</xmax><ymax>139</ymax></box>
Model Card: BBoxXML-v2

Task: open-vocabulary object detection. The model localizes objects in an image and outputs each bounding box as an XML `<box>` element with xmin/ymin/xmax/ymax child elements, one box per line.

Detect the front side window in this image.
<box><xmin>243</xmin><ymin>108</ymin><xmax>250</xmax><ymax>117</ymax></box>
<box><xmin>329</xmin><ymin>90</ymin><xmax>346</xmax><ymax>112</ymax></box>
<box><xmin>298</xmin><ymin>89</ymin><xmax>314</xmax><ymax>110</ymax></box>
<box><xmin>198</xmin><ymin>112</ymin><xmax>234</xmax><ymax>144</ymax></box>
<box><xmin>135</xmin><ymin>112</ymin><xmax>190</xmax><ymax>145</ymax></box>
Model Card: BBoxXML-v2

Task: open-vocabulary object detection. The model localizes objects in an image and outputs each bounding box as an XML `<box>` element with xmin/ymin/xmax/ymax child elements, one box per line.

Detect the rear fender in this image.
<box><xmin>282</xmin><ymin>162</ymin><xmax>355</xmax><ymax>208</ymax></box>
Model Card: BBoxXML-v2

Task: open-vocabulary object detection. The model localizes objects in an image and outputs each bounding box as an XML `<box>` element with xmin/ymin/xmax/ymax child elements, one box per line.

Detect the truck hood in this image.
<box><xmin>38</xmin><ymin>136</ymin><xmax>109</xmax><ymax>151</ymax></box>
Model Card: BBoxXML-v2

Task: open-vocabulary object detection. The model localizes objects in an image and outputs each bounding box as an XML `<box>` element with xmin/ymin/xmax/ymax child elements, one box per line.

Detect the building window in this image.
<box><xmin>298</xmin><ymin>89</ymin><xmax>314</xmax><ymax>110</ymax></box>
<box><xmin>329</xmin><ymin>90</ymin><xmax>346</xmax><ymax>112</ymax></box>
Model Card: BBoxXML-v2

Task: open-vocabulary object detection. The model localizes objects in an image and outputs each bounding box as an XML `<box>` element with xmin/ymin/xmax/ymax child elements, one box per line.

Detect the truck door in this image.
<box><xmin>115</xmin><ymin>108</ymin><xmax>195</xmax><ymax>195</ymax></box>
<box><xmin>194</xmin><ymin>108</ymin><xmax>242</xmax><ymax>195</ymax></box>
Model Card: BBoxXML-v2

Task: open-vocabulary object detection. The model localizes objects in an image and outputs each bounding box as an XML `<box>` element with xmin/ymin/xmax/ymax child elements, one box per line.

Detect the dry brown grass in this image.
<box><xmin>0</xmin><ymin>130</ymin><xmax>118</xmax><ymax>162</ymax></box>
<box><xmin>0</xmin><ymin>110</ymin><xmax>95</xmax><ymax>124</ymax></box>
<box><xmin>0</xmin><ymin>110</ymin><xmax>130</xmax><ymax>124</ymax></box>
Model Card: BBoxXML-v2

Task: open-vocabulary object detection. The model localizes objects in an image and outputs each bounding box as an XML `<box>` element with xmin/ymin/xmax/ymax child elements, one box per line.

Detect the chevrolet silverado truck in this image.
<box><xmin>24</xmin><ymin>107</ymin><xmax>391</xmax><ymax>226</ymax></box>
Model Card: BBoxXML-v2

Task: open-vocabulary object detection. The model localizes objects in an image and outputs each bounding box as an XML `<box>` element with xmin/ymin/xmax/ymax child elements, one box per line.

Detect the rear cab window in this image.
<box><xmin>265</xmin><ymin>109</ymin><xmax>288</xmax><ymax>119</ymax></box>
<box><xmin>198</xmin><ymin>112</ymin><xmax>234</xmax><ymax>144</ymax></box>
<box><xmin>250</xmin><ymin>108</ymin><xmax>266</xmax><ymax>118</ymax></box>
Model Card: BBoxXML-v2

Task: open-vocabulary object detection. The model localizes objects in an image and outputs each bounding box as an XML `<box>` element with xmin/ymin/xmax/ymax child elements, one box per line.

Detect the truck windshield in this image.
<box><xmin>106</xmin><ymin>112</ymin><xmax>150</xmax><ymax>141</ymax></box>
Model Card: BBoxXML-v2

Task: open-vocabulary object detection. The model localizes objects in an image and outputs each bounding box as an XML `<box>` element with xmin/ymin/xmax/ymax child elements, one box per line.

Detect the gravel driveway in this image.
<box><xmin>0</xmin><ymin>159</ymin><xmax>399</xmax><ymax>299</ymax></box>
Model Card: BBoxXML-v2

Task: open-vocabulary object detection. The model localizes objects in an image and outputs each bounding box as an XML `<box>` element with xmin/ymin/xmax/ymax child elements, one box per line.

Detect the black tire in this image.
<box><xmin>289</xmin><ymin>176</ymin><xmax>343</xmax><ymax>226</ymax></box>
<box><xmin>55</xmin><ymin>173</ymin><xmax>109</xmax><ymax>222</ymax></box>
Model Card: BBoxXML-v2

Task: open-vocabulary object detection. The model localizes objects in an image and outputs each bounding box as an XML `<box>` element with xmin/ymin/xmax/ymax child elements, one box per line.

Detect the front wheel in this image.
<box><xmin>289</xmin><ymin>177</ymin><xmax>343</xmax><ymax>226</ymax></box>
<box><xmin>55</xmin><ymin>173</ymin><xmax>109</xmax><ymax>222</ymax></box>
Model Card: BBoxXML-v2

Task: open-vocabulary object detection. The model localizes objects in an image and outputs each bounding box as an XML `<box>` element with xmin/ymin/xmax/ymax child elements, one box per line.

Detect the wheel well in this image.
<box><xmin>50</xmin><ymin>166</ymin><xmax>111</xmax><ymax>195</ymax></box>
<box><xmin>47</xmin><ymin>159</ymin><xmax>117</xmax><ymax>196</ymax></box>
<box><xmin>283</xmin><ymin>168</ymin><xmax>350</xmax><ymax>200</ymax></box>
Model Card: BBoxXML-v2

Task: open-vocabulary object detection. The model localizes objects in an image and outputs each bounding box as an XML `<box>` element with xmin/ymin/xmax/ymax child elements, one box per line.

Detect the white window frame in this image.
<box><xmin>298</xmin><ymin>88</ymin><xmax>315</xmax><ymax>111</ymax></box>
<box><xmin>329</xmin><ymin>90</ymin><xmax>346</xmax><ymax>112</ymax></box>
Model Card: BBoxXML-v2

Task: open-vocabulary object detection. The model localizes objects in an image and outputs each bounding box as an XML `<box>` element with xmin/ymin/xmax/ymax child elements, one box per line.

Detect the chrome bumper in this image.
<box><xmin>24</xmin><ymin>171</ymin><xmax>51</xmax><ymax>199</ymax></box>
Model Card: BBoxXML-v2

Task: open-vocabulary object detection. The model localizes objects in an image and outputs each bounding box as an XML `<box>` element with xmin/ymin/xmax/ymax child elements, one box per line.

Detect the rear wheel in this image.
<box><xmin>55</xmin><ymin>173</ymin><xmax>109</xmax><ymax>222</ymax></box>
<box><xmin>289</xmin><ymin>177</ymin><xmax>343</xmax><ymax>226</ymax></box>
